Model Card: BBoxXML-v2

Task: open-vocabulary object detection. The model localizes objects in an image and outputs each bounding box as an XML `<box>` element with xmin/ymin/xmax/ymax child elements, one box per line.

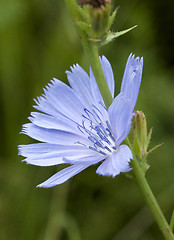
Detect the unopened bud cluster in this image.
<box><xmin>79</xmin><ymin>0</ymin><xmax>112</xmax><ymax>40</ymax></box>
<box><xmin>76</xmin><ymin>0</ymin><xmax>136</xmax><ymax>45</ymax></box>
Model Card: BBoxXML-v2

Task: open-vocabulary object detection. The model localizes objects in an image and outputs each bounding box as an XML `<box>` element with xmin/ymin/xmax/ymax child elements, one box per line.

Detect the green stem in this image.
<box><xmin>126</xmin><ymin>139</ymin><xmax>174</xmax><ymax>240</ymax></box>
<box><xmin>82</xmin><ymin>41</ymin><xmax>113</xmax><ymax>108</ymax></box>
<box><xmin>170</xmin><ymin>210</ymin><xmax>174</xmax><ymax>232</ymax></box>
<box><xmin>64</xmin><ymin>0</ymin><xmax>113</xmax><ymax>109</ymax></box>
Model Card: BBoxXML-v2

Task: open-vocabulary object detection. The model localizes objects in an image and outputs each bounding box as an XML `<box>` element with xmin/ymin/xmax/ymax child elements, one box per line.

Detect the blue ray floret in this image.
<box><xmin>18</xmin><ymin>54</ymin><xmax>143</xmax><ymax>188</ymax></box>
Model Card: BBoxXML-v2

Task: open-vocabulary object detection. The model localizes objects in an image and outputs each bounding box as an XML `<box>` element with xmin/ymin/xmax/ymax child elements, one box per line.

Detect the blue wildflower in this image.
<box><xmin>18</xmin><ymin>54</ymin><xmax>143</xmax><ymax>188</ymax></box>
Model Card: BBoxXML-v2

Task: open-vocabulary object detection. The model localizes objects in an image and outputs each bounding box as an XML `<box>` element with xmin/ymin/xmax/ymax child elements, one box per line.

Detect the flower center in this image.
<box><xmin>77</xmin><ymin>104</ymin><xmax>116</xmax><ymax>155</ymax></box>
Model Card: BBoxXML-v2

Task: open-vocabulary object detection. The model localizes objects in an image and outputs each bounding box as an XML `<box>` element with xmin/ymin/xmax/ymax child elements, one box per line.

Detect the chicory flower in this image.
<box><xmin>18</xmin><ymin>54</ymin><xmax>143</xmax><ymax>188</ymax></box>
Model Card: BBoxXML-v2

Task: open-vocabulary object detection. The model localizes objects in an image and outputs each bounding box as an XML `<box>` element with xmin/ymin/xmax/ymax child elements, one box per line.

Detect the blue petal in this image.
<box><xmin>121</xmin><ymin>54</ymin><xmax>143</xmax><ymax>110</ymax></box>
<box><xmin>89</xmin><ymin>68</ymin><xmax>104</xmax><ymax>105</ymax></box>
<box><xmin>66</xmin><ymin>64</ymin><xmax>95</xmax><ymax>107</ymax></box>
<box><xmin>19</xmin><ymin>143</ymin><xmax>97</xmax><ymax>166</ymax></box>
<box><xmin>34</xmin><ymin>96</ymin><xmax>58</xmax><ymax>118</ymax></box>
<box><xmin>108</xmin><ymin>93</ymin><xmax>132</xmax><ymax>145</ymax></box>
<box><xmin>37</xmin><ymin>79</ymin><xmax>85</xmax><ymax>123</ymax></box>
<box><xmin>112</xmin><ymin>145</ymin><xmax>133</xmax><ymax>172</ymax></box>
<box><xmin>22</xmin><ymin>156</ymin><xmax>65</xmax><ymax>166</ymax></box>
<box><xmin>100</xmin><ymin>56</ymin><xmax>115</xmax><ymax>98</ymax></box>
<box><xmin>29</xmin><ymin>112</ymin><xmax>79</xmax><ymax>134</ymax></box>
<box><xmin>37</xmin><ymin>164</ymin><xmax>90</xmax><ymax>188</ymax></box>
<box><xmin>64</xmin><ymin>154</ymin><xmax>105</xmax><ymax>165</ymax></box>
<box><xmin>22</xmin><ymin>123</ymin><xmax>90</xmax><ymax>145</ymax></box>
<box><xmin>96</xmin><ymin>156</ymin><xmax>120</xmax><ymax>177</ymax></box>
<box><xmin>19</xmin><ymin>143</ymin><xmax>88</xmax><ymax>158</ymax></box>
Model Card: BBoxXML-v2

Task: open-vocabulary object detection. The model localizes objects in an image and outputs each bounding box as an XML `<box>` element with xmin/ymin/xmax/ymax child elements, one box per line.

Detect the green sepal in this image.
<box><xmin>107</xmin><ymin>7</ymin><xmax>119</xmax><ymax>32</ymax></box>
<box><xmin>74</xmin><ymin>20</ymin><xmax>91</xmax><ymax>35</ymax></box>
<box><xmin>65</xmin><ymin>0</ymin><xmax>83</xmax><ymax>21</ymax></box>
<box><xmin>133</xmin><ymin>137</ymin><xmax>141</xmax><ymax>158</ymax></box>
<box><xmin>78</xmin><ymin>5</ymin><xmax>91</xmax><ymax>24</ymax></box>
<box><xmin>147</xmin><ymin>143</ymin><xmax>163</xmax><ymax>155</ymax></box>
<box><xmin>146</xmin><ymin>128</ymin><xmax>152</xmax><ymax>149</ymax></box>
<box><xmin>132</xmin><ymin>137</ymin><xmax>150</xmax><ymax>175</ymax></box>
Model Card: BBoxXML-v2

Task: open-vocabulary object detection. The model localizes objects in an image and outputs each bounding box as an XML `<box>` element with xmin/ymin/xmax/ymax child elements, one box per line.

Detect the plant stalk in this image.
<box><xmin>64</xmin><ymin>0</ymin><xmax>113</xmax><ymax>108</ymax></box>
<box><xmin>131</xmin><ymin>153</ymin><xmax>174</xmax><ymax>239</ymax></box>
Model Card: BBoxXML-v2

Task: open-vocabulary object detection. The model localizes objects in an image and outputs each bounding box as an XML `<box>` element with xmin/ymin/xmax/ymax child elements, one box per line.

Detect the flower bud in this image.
<box><xmin>79</xmin><ymin>0</ymin><xmax>111</xmax><ymax>40</ymax></box>
<box><xmin>129</xmin><ymin>111</ymin><xmax>149</xmax><ymax>160</ymax></box>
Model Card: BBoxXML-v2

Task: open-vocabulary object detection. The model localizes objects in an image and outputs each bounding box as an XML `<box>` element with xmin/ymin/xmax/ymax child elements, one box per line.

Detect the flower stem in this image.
<box><xmin>64</xmin><ymin>0</ymin><xmax>113</xmax><ymax>109</ymax></box>
<box><xmin>170</xmin><ymin>210</ymin><xmax>174</xmax><ymax>232</ymax></box>
<box><xmin>82</xmin><ymin>41</ymin><xmax>113</xmax><ymax>108</ymax></box>
<box><xmin>128</xmin><ymin>141</ymin><xmax>174</xmax><ymax>239</ymax></box>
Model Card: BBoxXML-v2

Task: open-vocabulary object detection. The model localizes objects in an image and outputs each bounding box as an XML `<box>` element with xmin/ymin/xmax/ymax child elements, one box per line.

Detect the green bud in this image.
<box><xmin>129</xmin><ymin>111</ymin><xmax>152</xmax><ymax>174</ymax></box>
<box><xmin>78</xmin><ymin>0</ymin><xmax>136</xmax><ymax>45</ymax></box>
<box><xmin>129</xmin><ymin>111</ymin><xmax>149</xmax><ymax>160</ymax></box>
<box><xmin>79</xmin><ymin>0</ymin><xmax>111</xmax><ymax>40</ymax></box>
<box><xmin>129</xmin><ymin>111</ymin><xmax>163</xmax><ymax>174</ymax></box>
<box><xmin>89</xmin><ymin>3</ymin><xmax>111</xmax><ymax>39</ymax></box>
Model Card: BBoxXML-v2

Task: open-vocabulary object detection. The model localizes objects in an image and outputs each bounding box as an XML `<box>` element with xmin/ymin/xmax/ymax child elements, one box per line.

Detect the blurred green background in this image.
<box><xmin>0</xmin><ymin>0</ymin><xmax>174</xmax><ymax>239</ymax></box>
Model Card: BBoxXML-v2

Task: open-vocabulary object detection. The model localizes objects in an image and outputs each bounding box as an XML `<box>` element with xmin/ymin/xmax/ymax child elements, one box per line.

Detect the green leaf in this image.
<box><xmin>147</xmin><ymin>143</ymin><xmax>164</xmax><ymax>155</ymax></box>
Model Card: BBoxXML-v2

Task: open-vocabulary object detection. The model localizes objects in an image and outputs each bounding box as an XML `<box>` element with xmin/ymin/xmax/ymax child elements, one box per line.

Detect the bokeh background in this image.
<box><xmin>0</xmin><ymin>0</ymin><xmax>174</xmax><ymax>239</ymax></box>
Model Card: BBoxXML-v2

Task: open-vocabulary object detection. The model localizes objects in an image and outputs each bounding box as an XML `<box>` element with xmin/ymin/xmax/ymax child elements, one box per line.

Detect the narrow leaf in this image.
<box><xmin>97</xmin><ymin>25</ymin><xmax>137</xmax><ymax>46</ymax></box>
<box><xmin>147</xmin><ymin>143</ymin><xmax>164</xmax><ymax>155</ymax></box>
<box><xmin>146</xmin><ymin>128</ymin><xmax>153</xmax><ymax>149</ymax></box>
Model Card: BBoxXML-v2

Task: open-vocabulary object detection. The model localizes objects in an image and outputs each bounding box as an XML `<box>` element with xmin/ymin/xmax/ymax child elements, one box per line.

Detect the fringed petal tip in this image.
<box><xmin>36</xmin><ymin>182</ymin><xmax>56</xmax><ymax>188</ymax></box>
<box><xmin>21</xmin><ymin>159</ymin><xmax>29</xmax><ymax>165</ymax></box>
<box><xmin>129</xmin><ymin>53</ymin><xmax>143</xmax><ymax>68</ymax></box>
<box><xmin>18</xmin><ymin>145</ymin><xmax>22</xmax><ymax>155</ymax></box>
<box><xmin>65</xmin><ymin>63</ymin><xmax>81</xmax><ymax>75</ymax></box>
<box><xmin>20</xmin><ymin>123</ymin><xmax>30</xmax><ymax>135</ymax></box>
<box><xmin>36</xmin><ymin>183</ymin><xmax>47</xmax><ymax>188</ymax></box>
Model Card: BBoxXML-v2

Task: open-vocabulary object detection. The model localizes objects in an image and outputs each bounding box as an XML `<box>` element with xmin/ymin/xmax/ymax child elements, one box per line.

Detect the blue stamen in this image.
<box><xmin>77</xmin><ymin>105</ymin><xmax>116</xmax><ymax>155</ymax></box>
<box><xmin>99</xmin><ymin>101</ymin><xmax>107</xmax><ymax>110</ymax></box>
<box><xmin>104</xmin><ymin>146</ymin><xmax>112</xmax><ymax>152</ymax></box>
